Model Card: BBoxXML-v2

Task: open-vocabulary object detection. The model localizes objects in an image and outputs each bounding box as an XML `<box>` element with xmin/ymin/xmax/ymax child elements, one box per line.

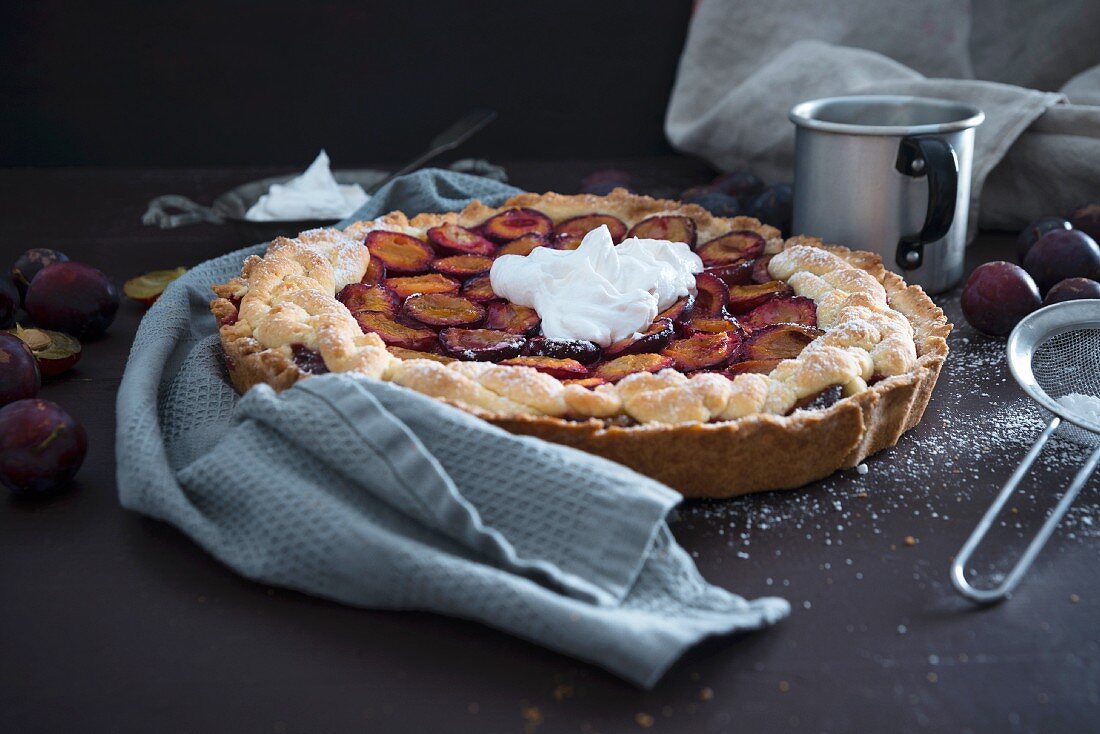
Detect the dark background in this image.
<box><xmin>1</xmin><ymin>0</ymin><xmax>694</xmax><ymax>168</ymax></box>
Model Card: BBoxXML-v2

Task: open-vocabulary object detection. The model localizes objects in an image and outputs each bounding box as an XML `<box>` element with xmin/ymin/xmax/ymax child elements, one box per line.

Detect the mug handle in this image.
<box><xmin>894</xmin><ymin>136</ymin><xmax>959</xmax><ymax>271</ymax></box>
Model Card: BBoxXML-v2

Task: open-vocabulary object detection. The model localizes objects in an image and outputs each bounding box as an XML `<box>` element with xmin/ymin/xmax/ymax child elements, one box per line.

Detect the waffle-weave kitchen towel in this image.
<box><xmin>667</xmin><ymin>0</ymin><xmax>1100</xmax><ymax>236</ymax></box>
<box><xmin>116</xmin><ymin>168</ymin><xmax>789</xmax><ymax>688</ymax></box>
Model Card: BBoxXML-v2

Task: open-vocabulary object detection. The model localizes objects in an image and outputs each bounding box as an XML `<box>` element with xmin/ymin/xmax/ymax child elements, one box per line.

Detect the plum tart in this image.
<box><xmin>211</xmin><ymin>189</ymin><xmax>949</xmax><ymax>497</ymax></box>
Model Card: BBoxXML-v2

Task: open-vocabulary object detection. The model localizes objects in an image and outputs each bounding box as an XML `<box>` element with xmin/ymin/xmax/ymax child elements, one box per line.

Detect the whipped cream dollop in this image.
<box><xmin>245</xmin><ymin>150</ymin><xmax>369</xmax><ymax>222</ymax></box>
<box><xmin>489</xmin><ymin>225</ymin><xmax>703</xmax><ymax>346</ymax></box>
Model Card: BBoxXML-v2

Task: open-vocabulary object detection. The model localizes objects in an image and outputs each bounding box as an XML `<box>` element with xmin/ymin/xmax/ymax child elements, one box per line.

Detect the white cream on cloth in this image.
<box><xmin>490</xmin><ymin>225</ymin><xmax>703</xmax><ymax>346</ymax></box>
<box><xmin>245</xmin><ymin>150</ymin><xmax>369</xmax><ymax>221</ymax></box>
<box><xmin>665</xmin><ymin>0</ymin><xmax>1100</xmax><ymax>235</ymax></box>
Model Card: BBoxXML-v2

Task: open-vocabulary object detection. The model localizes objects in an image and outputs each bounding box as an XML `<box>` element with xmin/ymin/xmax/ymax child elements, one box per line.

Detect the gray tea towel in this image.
<box><xmin>116</xmin><ymin>169</ymin><xmax>790</xmax><ymax>689</ymax></box>
<box><xmin>667</xmin><ymin>0</ymin><xmax>1100</xmax><ymax>235</ymax></box>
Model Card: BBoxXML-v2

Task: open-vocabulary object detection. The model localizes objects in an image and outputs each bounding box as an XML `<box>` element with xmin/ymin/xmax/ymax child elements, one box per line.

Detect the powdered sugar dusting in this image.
<box><xmin>677</xmin><ymin>292</ymin><xmax>1100</xmax><ymax>560</ymax></box>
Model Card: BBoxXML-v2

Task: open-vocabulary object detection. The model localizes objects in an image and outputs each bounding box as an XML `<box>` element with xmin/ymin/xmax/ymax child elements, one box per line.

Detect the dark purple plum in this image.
<box><xmin>523</xmin><ymin>337</ymin><xmax>602</xmax><ymax>365</ymax></box>
<box><xmin>580</xmin><ymin>169</ymin><xmax>632</xmax><ymax>195</ymax></box>
<box><xmin>960</xmin><ymin>261</ymin><xmax>1041</xmax><ymax>336</ymax></box>
<box><xmin>710</xmin><ymin>171</ymin><xmax>765</xmax><ymax>201</ymax></box>
<box><xmin>1016</xmin><ymin>217</ymin><xmax>1071</xmax><ymax>263</ymax></box>
<box><xmin>681</xmin><ymin>191</ymin><xmax>740</xmax><ymax>217</ymax></box>
<box><xmin>0</xmin><ymin>399</ymin><xmax>87</xmax><ymax>495</ymax></box>
<box><xmin>745</xmin><ymin>183</ymin><xmax>793</xmax><ymax>235</ymax></box>
<box><xmin>1043</xmin><ymin>277</ymin><xmax>1100</xmax><ymax>306</ymax></box>
<box><xmin>0</xmin><ymin>276</ymin><xmax>17</xmax><ymax>329</ymax></box>
<box><xmin>604</xmin><ymin>319</ymin><xmax>675</xmax><ymax>358</ymax></box>
<box><xmin>1068</xmin><ymin>203</ymin><xmax>1100</xmax><ymax>241</ymax></box>
<box><xmin>291</xmin><ymin>344</ymin><xmax>329</xmax><ymax>374</ymax></box>
<box><xmin>0</xmin><ymin>332</ymin><xmax>40</xmax><ymax>406</ymax></box>
<box><xmin>11</xmin><ymin>248</ymin><xmax>69</xmax><ymax>303</ymax></box>
<box><xmin>1022</xmin><ymin>229</ymin><xmax>1100</xmax><ymax>293</ymax></box>
<box><xmin>25</xmin><ymin>262</ymin><xmax>120</xmax><ymax>339</ymax></box>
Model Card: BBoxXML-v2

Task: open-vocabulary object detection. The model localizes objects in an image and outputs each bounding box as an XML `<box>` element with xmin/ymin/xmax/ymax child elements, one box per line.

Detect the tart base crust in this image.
<box><xmin>213</xmin><ymin>190</ymin><xmax>950</xmax><ymax>498</ymax></box>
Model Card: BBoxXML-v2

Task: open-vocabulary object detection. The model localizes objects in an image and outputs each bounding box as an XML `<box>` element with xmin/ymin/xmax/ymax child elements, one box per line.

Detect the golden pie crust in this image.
<box><xmin>211</xmin><ymin>189</ymin><xmax>950</xmax><ymax>497</ymax></box>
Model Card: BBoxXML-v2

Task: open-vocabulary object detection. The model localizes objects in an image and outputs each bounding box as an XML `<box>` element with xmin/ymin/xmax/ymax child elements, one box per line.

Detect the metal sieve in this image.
<box><xmin>951</xmin><ymin>300</ymin><xmax>1100</xmax><ymax>603</ymax></box>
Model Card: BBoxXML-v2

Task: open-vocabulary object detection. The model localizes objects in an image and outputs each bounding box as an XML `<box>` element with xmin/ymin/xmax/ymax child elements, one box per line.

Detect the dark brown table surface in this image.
<box><xmin>1</xmin><ymin>159</ymin><xmax>1097</xmax><ymax>734</ymax></box>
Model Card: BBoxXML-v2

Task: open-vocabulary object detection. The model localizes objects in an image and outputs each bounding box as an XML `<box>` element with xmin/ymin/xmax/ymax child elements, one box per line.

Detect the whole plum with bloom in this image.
<box><xmin>746</xmin><ymin>183</ymin><xmax>793</xmax><ymax>235</ymax></box>
<box><xmin>0</xmin><ymin>399</ymin><xmax>87</xmax><ymax>495</ymax></box>
<box><xmin>580</xmin><ymin>169</ymin><xmax>632</xmax><ymax>195</ymax></box>
<box><xmin>681</xmin><ymin>191</ymin><xmax>740</xmax><ymax>217</ymax></box>
<box><xmin>11</xmin><ymin>248</ymin><xmax>68</xmax><ymax>302</ymax></box>
<box><xmin>0</xmin><ymin>276</ymin><xmax>17</xmax><ymax>329</ymax></box>
<box><xmin>25</xmin><ymin>262</ymin><xmax>119</xmax><ymax>339</ymax></box>
<box><xmin>1016</xmin><ymin>216</ymin><xmax>1071</xmax><ymax>263</ymax></box>
<box><xmin>961</xmin><ymin>261</ymin><xmax>1041</xmax><ymax>336</ymax></box>
<box><xmin>1023</xmin><ymin>229</ymin><xmax>1100</xmax><ymax>293</ymax></box>
<box><xmin>0</xmin><ymin>332</ymin><xmax>41</xmax><ymax>406</ymax></box>
<box><xmin>710</xmin><ymin>171</ymin><xmax>765</xmax><ymax>201</ymax></box>
<box><xmin>1043</xmin><ymin>277</ymin><xmax>1100</xmax><ymax>306</ymax></box>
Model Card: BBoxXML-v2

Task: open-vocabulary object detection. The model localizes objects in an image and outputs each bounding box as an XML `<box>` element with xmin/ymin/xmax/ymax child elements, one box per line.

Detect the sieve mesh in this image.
<box><xmin>1030</xmin><ymin>327</ymin><xmax>1100</xmax><ymax>447</ymax></box>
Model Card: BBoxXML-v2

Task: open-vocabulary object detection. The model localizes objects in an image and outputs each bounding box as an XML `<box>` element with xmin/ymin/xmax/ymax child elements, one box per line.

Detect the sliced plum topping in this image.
<box><xmin>696</xmin><ymin>230</ymin><xmax>766</xmax><ymax>267</ymax></box>
<box><xmin>500</xmin><ymin>356</ymin><xmax>590</xmax><ymax>379</ymax></box>
<box><xmin>432</xmin><ymin>254</ymin><xmax>493</xmax><ymax>279</ymax></box>
<box><xmin>662</xmin><ymin>331</ymin><xmax>742</xmax><ymax>371</ymax></box>
<box><xmin>483</xmin><ymin>301</ymin><xmax>541</xmax><ymax>335</ymax></box>
<box><xmin>593</xmin><ymin>353</ymin><xmax>674</xmax><ymax>382</ymax></box>
<box><xmin>725</xmin><ymin>358</ymin><xmax>782</xmax><ymax>375</ymax></box>
<box><xmin>337</xmin><ymin>283</ymin><xmax>400</xmax><ymax>316</ymax></box>
<box><xmin>790</xmin><ymin>384</ymin><xmax>844</xmax><ymax>413</ymax></box>
<box><xmin>551</xmin><ymin>232</ymin><xmax>585</xmax><ymax>250</ymax></box>
<box><xmin>683</xmin><ymin>315</ymin><xmax>741</xmax><ymax>335</ymax></box>
<box><xmin>740</xmin><ymin>295</ymin><xmax>818</xmax><ymax>330</ymax></box>
<box><xmin>354</xmin><ymin>312</ymin><xmax>438</xmax><ymax>351</ymax></box>
<box><xmin>460</xmin><ymin>274</ymin><xmax>498</xmax><ymax>302</ymax></box>
<box><xmin>726</xmin><ymin>280</ymin><xmax>793</xmax><ymax>314</ymax></box>
<box><xmin>742</xmin><ymin>323</ymin><xmax>823</xmax><ymax>361</ymax></box>
<box><xmin>554</xmin><ymin>214</ymin><xmax>628</xmax><ymax>244</ymax></box>
<box><xmin>562</xmin><ymin>376</ymin><xmax>608</xmax><ymax>388</ymax></box>
<box><xmin>404</xmin><ymin>293</ymin><xmax>485</xmax><ymax>327</ymax></box>
<box><xmin>427</xmin><ymin>223</ymin><xmax>497</xmax><ymax>256</ymax></box>
<box><xmin>498</xmin><ymin>234</ymin><xmax>549</xmax><ymax>257</ymax></box>
<box><xmin>384</xmin><ymin>273</ymin><xmax>460</xmax><ymax>299</ymax></box>
<box><xmin>705</xmin><ymin>261</ymin><xmax>755</xmax><ymax>287</ymax></box>
<box><xmin>481</xmin><ymin>208</ymin><xmax>553</xmax><ymax>242</ymax></box>
<box><xmin>626</xmin><ymin>215</ymin><xmax>697</xmax><ymax>246</ymax></box>
<box><xmin>693</xmin><ymin>272</ymin><xmax>730</xmax><ymax>317</ymax></box>
<box><xmin>523</xmin><ymin>336</ymin><xmax>602</xmax><ymax>365</ymax></box>
<box><xmin>604</xmin><ymin>318</ymin><xmax>674</xmax><ymax>358</ymax></box>
<box><xmin>657</xmin><ymin>294</ymin><xmax>695</xmax><ymax>325</ymax></box>
<box><xmin>751</xmin><ymin>254</ymin><xmax>774</xmax><ymax>284</ymax></box>
<box><xmin>362</xmin><ymin>257</ymin><xmax>387</xmax><ymax>285</ymax></box>
<box><xmin>386</xmin><ymin>346</ymin><xmax>454</xmax><ymax>363</ymax></box>
<box><xmin>440</xmin><ymin>328</ymin><xmax>527</xmax><ymax>362</ymax></box>
<box><xmin>291</xmin><ymin>344</ymin><xmax>329</xmax><ymax>375</ymax></box>
<box><xmin>365</xmin><ymin>230</ymin><xmax>435</xmax><ymax>274</ymax></box>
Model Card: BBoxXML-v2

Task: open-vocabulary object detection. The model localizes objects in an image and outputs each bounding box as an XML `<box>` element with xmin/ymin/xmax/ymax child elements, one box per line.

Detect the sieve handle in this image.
<box><xmin>951</xmin><ymin>417</ymin><xmax>1100</xmax><ymax>603</ymax></box>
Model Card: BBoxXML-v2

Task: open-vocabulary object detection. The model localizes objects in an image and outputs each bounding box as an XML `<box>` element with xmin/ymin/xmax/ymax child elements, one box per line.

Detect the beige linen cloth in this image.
<box><xmin>666</xmin><ymin>0</ymin><xmax>1100</xmax><ymax>233</ymax></box>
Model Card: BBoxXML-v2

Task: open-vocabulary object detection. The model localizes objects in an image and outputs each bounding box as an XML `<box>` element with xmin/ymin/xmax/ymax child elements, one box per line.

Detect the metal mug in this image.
<box><xmin>789</xmin><ymin>95</ymin><xmax>984</xmax><ymax>294</ymax></box>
